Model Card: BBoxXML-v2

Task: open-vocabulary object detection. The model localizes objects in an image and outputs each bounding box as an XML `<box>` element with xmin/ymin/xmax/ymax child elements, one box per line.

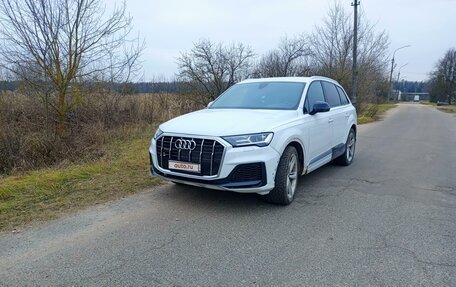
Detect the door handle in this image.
<box><xmin>328</xmin><ymin>118</ymin><xmax>334</xmax><ymax>123</ymax></box>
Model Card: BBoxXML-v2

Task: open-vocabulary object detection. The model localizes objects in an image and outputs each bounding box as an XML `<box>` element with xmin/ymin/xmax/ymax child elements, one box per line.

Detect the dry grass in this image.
<box><xmin>420</xmin><ymin>101</ymin><xmax>456</xmax><ymax>113</ymax></box>
<box><xmin>357</xmin><ymin>103</ymin><xmax>397</xmax><ymax>124</ymax></box>
<box><xmin>0</xmin><ymin>91</ymin><xmax>201</xmax><ymax>174</ymax></box>
<box><xmin>436</xmin><ymin>105</ymin><xmax>456</xmax><ymax>113</ymax></box>
<box><xmin>0</xmin><ymin>130</ymin><xmax>162</xmax><ymax>231</ymax></box>
<box><xmin>420</xmin><ymin>101</ymin><xmax>437</xmax><ymax>106</ymax></box>
<box><xmin>0</xmin><ymin>91</ymin><xmax>201</xmax><ymax>231</ymax></box>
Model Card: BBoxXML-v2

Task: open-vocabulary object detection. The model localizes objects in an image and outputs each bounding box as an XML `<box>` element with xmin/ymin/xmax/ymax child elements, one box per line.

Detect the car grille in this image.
<box><xmin>156</xmin><ymin>136</ymin><xmax>224</xmax><ymax>176</ymax></box>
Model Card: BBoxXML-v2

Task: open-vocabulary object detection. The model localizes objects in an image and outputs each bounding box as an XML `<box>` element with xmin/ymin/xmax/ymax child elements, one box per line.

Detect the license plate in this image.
<box><xmin>168</xmin><ymin>161</ymin><xmax>200</xmax><ymax>173</ymax></box>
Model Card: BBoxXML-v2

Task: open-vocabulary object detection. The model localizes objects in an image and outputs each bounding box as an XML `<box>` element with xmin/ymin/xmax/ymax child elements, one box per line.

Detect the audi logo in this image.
<box><xmin>175</xmin><ymin>139</ymin><xmax>197</xmax><ymax>150</ymax></box>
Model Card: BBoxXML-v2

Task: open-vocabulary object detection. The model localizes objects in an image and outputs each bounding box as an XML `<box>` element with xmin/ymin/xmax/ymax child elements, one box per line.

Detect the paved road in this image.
<box><xmin>1</xmin><ymin>103</ymin><xmax>455</xmax><ymax>286</ymax></box>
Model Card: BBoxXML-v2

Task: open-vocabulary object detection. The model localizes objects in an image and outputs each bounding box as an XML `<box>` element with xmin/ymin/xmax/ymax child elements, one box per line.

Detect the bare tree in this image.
<box><xmin>429</xmin><ymin>48</ymin><xmax>456</xmax><ymax>104</ymax></box>
<box><xmin>310</xmin><ymin>3</ymin><xmax>353</xmax><ymax>83</ymax></box>
<box><xmin>309</xmin><ymin>2</ymin><xmax>389</xmax><ymax>105</ymax></box>
<box><xmin>254</xmin><ymin>35</ymin><xmax>313</xmax><ymax>78</ymax></box>
<box><xmin>0</xmin><ymin>0</ymin><xmax>143</xmax><ymax>136</ymax></box>
<box><xmin>176</xmin><ymin>39</ymin><xmax>255</xmax><ymax>105</ymax></box>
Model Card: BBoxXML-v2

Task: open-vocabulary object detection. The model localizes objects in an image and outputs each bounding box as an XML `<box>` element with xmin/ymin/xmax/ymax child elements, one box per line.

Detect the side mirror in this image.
<box><xmin>309</xmin><ymin>101</ymin><xmax>330</xmax><ymax>115</ymax></box>
<box><xmin>207</xmin><ymin>101</ymin><xmax>214</xmax><ymax>108</ymax></box>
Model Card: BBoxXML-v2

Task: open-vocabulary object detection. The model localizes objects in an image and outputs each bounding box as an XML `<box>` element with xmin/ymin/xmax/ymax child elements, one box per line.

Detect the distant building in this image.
<box><xmin>392</xmin><ymin>90</ymin><xmax>430</xmax><ymax>101</ymax></box>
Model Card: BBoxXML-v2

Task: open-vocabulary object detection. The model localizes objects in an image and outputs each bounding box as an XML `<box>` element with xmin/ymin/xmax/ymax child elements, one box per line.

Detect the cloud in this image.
<box><xmin>122</xmin><ymin>0</ymin><xmax>456</xmax><ymax>81</ymax></box>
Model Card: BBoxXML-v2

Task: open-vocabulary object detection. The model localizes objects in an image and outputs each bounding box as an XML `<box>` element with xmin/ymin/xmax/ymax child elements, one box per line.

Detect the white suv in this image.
<box><xmin>149</xmin><ymin>77</ymin><xmax>357</xmax><ymax>205</ymax></box>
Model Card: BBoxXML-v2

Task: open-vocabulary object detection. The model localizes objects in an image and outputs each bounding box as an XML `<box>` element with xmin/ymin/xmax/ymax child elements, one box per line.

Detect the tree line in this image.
<box><xmin>0</xmin><ymin>0</ymin><xmax>392</xmax><ymax>139</ymax></box>
<box><xmin>429</xmin><ymin>48</ymin><xmax>456</xmax><ymax>104</ymax></box>
<box><xmin>177</xmin><ymin>3</ymin><xmax>390</xmax><ymax>107</ymax></box>
<box><xmin>392</xmin><ymin>81</ymin><xmax>429</xmax><ymax>94</ymax></box>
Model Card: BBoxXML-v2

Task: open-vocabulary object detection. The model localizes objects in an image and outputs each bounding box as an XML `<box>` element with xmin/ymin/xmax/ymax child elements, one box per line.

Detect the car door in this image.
<box><xmin>321</xmin><ymin>81</ymin><xmax>346</xmax><ymax>153</ymax></box>
<box><xmin>303</xmin><ymin>81</ymin><xmax>333</xmax><ymax>170</ymax></box>
<box><xmin>335</xmin><ymin>84</ymin><xmax>353</xmax><ymax>141</ymax></box>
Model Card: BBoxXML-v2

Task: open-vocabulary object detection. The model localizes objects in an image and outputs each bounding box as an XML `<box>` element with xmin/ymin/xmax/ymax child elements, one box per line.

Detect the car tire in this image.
<box><xmin>265</xmin><ymin>146</ymin><xmax>299</xmax><ymax>205</ymax></box>
<box><xmin>334</xmin><ymin>128</ymin><xmax>356</xmax><ymax>166</ymax></box>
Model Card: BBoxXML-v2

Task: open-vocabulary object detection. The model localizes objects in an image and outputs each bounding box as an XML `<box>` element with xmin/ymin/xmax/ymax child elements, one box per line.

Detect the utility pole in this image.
<box><xmin>447</xmin><ymin>65</ymin><xmax>455</xmax><ymax>104</ymax></box>
<box><xmin>397</xmin><ymin>63</ymin><xmax>408</xmax><ymax>84</ymax></box>
<box><xmin>395</xmin><ymin>63</ymin><xmax>407</xmax><ymax>101</ymax></box>
<box><xmin>351</xmin><ymin>0</ymin><xmax>360</xmax><ymax>111</ymax></box>
<box><xmin>388</xmin><ymin>58</ymin><xmax>395</xmax><ymax>102</ymax></box>
<box><xmin>449</xmin><ymin>65</ymin><xmax>455</xmax><ymax>82</ymax></box>
<box><xmin>388</xmin><ymin>45</ymin><xmax>410</xmax><ymax>102</ymax></box>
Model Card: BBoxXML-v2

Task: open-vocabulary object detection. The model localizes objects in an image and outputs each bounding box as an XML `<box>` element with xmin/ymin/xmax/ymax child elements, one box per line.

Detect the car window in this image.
<box><xmin>210</xmin><ymin>82</ymin><xmax>306</xmax><ymax>110</ymax></box>
<box><xmin>304</xmin><ymin>81</ymin><xmax>325</xmax><ymax>113</ymax></box>
<box><xmin>336</xmin><ymin>86</ymin><xmax>349</xmax><ymax>105</ymax></box>
<box><xmin>322</xmin><ymin>81</ymin><xmax>341</xmax><ymax>108</ymax></box>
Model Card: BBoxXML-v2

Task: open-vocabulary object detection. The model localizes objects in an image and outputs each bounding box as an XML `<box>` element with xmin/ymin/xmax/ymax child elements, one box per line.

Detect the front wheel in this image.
<box><xmin>265</xmin><ymin>146</ymin><xmax>299</xmax><ymax>205</ymax></box>
<box><xmin>334</xmin><ymin>128</ymin><xmax>356</xmax><ymax>166</ymax></box>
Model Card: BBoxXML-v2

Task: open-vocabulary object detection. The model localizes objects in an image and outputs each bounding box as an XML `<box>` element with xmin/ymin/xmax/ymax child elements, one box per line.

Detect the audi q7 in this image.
<box><xmin>149</xmin><ymin>76</ymin><xmax>357</xmax><ymax>205</ymax></box>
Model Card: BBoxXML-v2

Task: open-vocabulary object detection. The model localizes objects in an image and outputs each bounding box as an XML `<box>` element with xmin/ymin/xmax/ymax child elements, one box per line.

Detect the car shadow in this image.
<box><xmin>153</xmin><ymin>162</ymin><xmax>345</xmax><ymax>212</ymax></box>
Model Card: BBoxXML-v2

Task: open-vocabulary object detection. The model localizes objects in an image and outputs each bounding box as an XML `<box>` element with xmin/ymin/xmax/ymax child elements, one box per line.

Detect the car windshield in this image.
<box><xmin>210</xmin><ymin>81</ymin><xmax>306</xmax><ymax>110</ymax></box>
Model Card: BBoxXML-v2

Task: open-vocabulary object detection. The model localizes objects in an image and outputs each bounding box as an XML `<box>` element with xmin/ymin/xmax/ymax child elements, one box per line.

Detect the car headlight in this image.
<box><xmin>222</xmin><ymin>132</ymin><xmax>273</xmax><ymax>147</ymax></box>
<box><xmin>153</xmin><ymin>128</ymin><xmax>164</xmax><ymax>140</ymax></box>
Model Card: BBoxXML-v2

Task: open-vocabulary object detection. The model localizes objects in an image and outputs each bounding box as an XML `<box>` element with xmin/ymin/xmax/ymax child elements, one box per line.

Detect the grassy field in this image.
<box><xmin>0</xmin><ymin>128</ymin><xmax>162</xmax><ymax>232</ymax></box>
<box><xmin>357</xmin><ymin>103</ymin><xmax>397</xmax><ymax>124</ymax></box>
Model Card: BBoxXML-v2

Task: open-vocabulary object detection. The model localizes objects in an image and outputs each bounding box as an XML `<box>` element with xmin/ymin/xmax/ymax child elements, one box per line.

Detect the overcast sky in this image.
<box><xmin>123</xmin><ymin>0</ymin><xmax>456</xmax><ymax>82</ymax></box>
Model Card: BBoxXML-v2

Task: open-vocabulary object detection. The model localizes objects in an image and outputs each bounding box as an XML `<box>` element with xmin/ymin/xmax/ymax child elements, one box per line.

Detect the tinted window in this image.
<box><xmin>210</xmin><ymin>82</ymin><xmax>305</xmax><ymax>110</ymax></box>
<box><xmin>336</xmin><ymin>86</ymin><xmax>349</xmax><ymax>105</ymax></box>
<box><xmin>322</xmin><ymin>81</ymin><xmax>342</xmax><ymax>108</ymax></box>
<box><xmin>304</xmin><ymin>81</ymin><xmax>325</xmax><ymax>113</ymax></box>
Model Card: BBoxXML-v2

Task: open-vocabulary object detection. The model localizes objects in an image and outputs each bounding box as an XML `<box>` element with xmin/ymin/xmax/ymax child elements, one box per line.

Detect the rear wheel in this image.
<box><xmin>265</xmin><ymin>146</ymin><xmax>299</xmax><ymax>205</ymax></box>
<box><xmin>335</xmin><ymin>128</ymin><xmax>356</xmax><ymax>166</ymax></box>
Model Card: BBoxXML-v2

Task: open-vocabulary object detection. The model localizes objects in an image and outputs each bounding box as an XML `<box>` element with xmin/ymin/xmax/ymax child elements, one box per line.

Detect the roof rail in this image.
<box><xmin>309</xmin><ymin>75</ymin><xmax>335</xmax><ymax>81</ymax></box>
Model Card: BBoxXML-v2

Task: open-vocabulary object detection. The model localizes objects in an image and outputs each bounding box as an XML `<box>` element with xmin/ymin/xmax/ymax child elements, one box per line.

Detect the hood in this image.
<box><xmin>160</xmin><ymin>108</ymin><xmax>298</xmax><ymax>136</ymax></box>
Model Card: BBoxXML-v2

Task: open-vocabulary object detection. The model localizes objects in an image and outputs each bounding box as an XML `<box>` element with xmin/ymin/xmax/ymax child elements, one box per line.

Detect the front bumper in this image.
<box><xmin>149</xmin><ymin>135</ymin><xmax>280</xmax><ymax>195</ymax></box>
